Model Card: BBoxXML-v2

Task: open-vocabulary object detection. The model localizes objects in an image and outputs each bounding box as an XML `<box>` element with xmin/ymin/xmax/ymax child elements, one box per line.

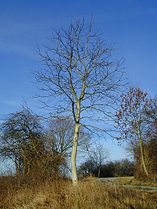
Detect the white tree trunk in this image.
<box><xmin>71</xmin><ymin>123</ymin><xmax>80</xmax><ymax>185</ymax></box>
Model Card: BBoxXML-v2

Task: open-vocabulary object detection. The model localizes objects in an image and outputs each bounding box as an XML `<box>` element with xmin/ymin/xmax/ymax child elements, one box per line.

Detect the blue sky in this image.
<box><xmin>0</xmin><ymin>0</ymin><xmax>157</xmax><ymax>165</ymax></box>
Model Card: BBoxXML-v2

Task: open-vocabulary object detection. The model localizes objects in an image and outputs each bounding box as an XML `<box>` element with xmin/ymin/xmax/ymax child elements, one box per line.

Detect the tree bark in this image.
<box><xmin>98</xmin><ymin>167</ymin><xmax>101</xmax><ymax>178</ymax></box>
<box><xmin>15</xmin><ymin>159</ymin><xmax>20</xmax><ymax>176</ymax></box>
<box><xmin>139</xmin><ymin>137</ymin><xmax>149</xmax><ymax>176</ymax></box>
<box><xmin>71</xmin><ymin>122</ymin><xmax>80</xmax><ymax>185</ymax></box>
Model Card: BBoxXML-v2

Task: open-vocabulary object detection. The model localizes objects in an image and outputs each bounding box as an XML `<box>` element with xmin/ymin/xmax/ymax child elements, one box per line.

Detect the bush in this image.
<box><xmin>134</xmin><ymin>139</ymin><xmax>157</xmax><ymax>180</ymax></box>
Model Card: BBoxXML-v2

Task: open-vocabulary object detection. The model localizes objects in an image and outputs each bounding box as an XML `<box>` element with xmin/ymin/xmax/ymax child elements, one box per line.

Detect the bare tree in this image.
<box><xmin>45</xmin><ymin>117</ymin><xmax>74</xmax><ymax>176</ymax></box>
<box><xmin>46</xmin><ymin>117</ymin><xmax>73</xmax><ymax>156</ymax></box>
<box><xmin>0</xmin><ymin>108</ymin><xmax>62</xmax><ymax>177</ymax></box>
<box><xmin>115</xmin><ymin>87</ymin><xmax>152</xmax><ymax>177</ymax></box>
<box><xmin>45</xmin><ymin>117</ymin><xmax>91</xmax><ymax>176</ymax></box>
<box><xmin>87</xmin><ymin>143</ymin><xmax>109</xmax><ymax>177</ymax></box>
<box><xmin>0</xmin><ymin>108</ymin><xmax>43</xmax><ymax>175</ymax></box>
<box><xmin>36</xmin><ymin>19</ymin><xmax>125</xmax><ymax>184</ymax></box>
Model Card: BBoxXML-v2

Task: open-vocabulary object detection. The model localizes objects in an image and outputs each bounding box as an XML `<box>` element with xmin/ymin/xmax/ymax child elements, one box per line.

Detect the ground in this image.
<box><xmin>0</xmin><ymin>176</ymin><xmax>157</xmax><ymax>209</ymax></box>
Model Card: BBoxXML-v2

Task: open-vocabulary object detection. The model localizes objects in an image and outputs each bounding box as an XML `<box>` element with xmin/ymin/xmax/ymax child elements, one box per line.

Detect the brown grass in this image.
<box><xmin>113</xmin><ymin>176</ymin><xmax>157</xmax><ymax>187</ymax></box>
<box><xmin>0</xmin><ymin>176</ymin><xmax>157</xmax><ymax>209</ymax></box>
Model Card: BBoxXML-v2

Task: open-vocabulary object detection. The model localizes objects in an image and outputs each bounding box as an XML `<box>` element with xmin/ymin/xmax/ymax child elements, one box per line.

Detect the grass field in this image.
<box><xmin>0</xmin><ymin>176</ymin><xmax>157</xmax><ymax>209</ymax></box>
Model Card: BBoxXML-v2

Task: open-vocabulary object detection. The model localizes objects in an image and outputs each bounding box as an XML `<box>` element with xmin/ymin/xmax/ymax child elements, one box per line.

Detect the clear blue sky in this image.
<box><xmin>0</xmin><ymin>0</ymin><xmax>157</xmax><ymax>165</ymax></box>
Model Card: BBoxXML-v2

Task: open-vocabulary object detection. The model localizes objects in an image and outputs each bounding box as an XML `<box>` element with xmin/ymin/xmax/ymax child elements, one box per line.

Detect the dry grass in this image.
<box><xmin>0</xmin><ymin>176</ymin><xmax>157</xmax><ymax>209</ymax></box>
<box><xmin>113</xmin><ymin>176</ymin><xmax>157</xmax><ymax>187</ymax></box>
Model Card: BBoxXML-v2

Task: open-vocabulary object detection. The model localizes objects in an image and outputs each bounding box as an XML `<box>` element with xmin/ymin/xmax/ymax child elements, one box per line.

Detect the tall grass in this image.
<box><xmin>0</xmin><ymin>176</ymin><xmax>156</xmax><ymax>209</ymax></box>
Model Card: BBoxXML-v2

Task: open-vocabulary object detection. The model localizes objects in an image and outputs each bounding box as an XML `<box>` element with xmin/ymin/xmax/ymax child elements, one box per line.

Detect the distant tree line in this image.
<box><xmin>78</xmin><ymin>159</ymin><xmax>134</xmax><ymax>178</ymax></box>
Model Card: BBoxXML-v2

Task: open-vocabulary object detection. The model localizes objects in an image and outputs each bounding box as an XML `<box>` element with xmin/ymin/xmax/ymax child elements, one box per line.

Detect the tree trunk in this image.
<box><xmin>98</xmin><ymin>167</ymin><xmax>101</xmax><ymax>178</ymax></box>
<box><xmin>15</xmin><ymin>159</ymin><xmax>20</xmax><ymax>176</ymax></box>
<box><xmin>71</xmin><ymin>123</ymin><xmax>80</xmax><ymax>185</ymax></box>
<box><xmin>139</xmin><ymin>138</ymin><xmax>149</xmax><ymax>176</ymax></box>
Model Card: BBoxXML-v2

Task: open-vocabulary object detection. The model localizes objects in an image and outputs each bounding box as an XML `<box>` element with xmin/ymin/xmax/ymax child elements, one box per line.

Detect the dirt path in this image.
<box><xmin>98</xmin><ymin>177</ymin><xmax>157</xmax><ymax>191</ymax></box>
